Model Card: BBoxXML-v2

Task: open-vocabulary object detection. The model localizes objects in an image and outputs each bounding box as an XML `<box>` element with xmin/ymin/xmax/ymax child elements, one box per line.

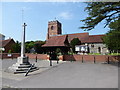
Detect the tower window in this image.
<box><xmin>51</xmin><ymin>26</ymin><xmax>54</xmax><ymax>30</ymax></box>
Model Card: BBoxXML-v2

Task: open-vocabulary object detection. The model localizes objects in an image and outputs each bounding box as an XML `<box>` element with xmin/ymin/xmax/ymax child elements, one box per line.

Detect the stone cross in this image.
<box><xmin>21</xmin><ymin>23</ymin><xmax>27</xmax><ymax>57</ymax></box>
<box><xmin>8</xmin><ymin>22</ymin><xmax>37</xmax><ymax>73</ymax></box>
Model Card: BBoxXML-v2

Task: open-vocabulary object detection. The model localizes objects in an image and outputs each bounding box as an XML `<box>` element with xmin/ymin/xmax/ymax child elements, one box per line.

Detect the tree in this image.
<box><xmin>70</xmin><ymin>38</ymin><xmax>81</xmax><ymax>53</ymax></box>
<box><xmin>56</xmin><ymin>48</ymin><xmax>62</xmax><ymax>55</ymax></box>
<box><xmin>25</xmin><ymin>41</ymin><xmax>35</xmax><ymax>53</ymax></box>
<box><xmin>103</xmin><ymin>19</ymin><xmax>120</xmax><ymax>53</ymax></box>
<box><xmin>12</xmin><ymin>41</ymin><xmax>21</xmax><ymax>53</ymax></box>
<box><xmin>34</xmin><ymin>41</ymin><xmax>45</xmax><ymax>54</ymax></box>
<box><xmin>80</xmin><ymin>2</ymin><xmax>120</xmax><ymax>31</ymax></box>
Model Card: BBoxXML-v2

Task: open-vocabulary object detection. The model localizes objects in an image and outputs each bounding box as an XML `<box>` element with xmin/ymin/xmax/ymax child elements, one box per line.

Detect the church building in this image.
<box><xmin>42</xmin><ymin>20</ymin><xmax>109</xmax><ymax>54</ymax></box>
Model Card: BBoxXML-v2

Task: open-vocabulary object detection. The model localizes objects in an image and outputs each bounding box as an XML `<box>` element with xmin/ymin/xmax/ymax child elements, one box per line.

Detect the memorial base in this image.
<box><xmin>6</xmin><ymin>57</ymin><xmax>38</xmax><ymax>74</ymax></box>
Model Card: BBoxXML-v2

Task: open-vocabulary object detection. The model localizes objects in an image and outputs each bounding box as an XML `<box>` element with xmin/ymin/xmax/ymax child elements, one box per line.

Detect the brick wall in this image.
<box><xmin>63</xmin><ymin>55</ymin><xmax>120</xmax><ymax>62</ymax></box>
<box><xmin>1</xmin><ymin>53</ymin><xmax>119</xmax><ymax>63</ymax></box>
<box><xmin>26</xmin><ymin>54</ymin><xmax>48</xmax><ymax>60</ymax></box>
<box><xmin>1</xmin><ymin>53</ymin><xmax>20</xmax><ymax>59</ymax></box>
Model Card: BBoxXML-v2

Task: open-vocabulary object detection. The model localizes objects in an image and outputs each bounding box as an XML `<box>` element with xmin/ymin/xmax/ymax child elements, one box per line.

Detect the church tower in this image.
<box><xmin>47</xmin><ymin>20</ymin><xmax>62</xmax><ymax>40</ymax></box>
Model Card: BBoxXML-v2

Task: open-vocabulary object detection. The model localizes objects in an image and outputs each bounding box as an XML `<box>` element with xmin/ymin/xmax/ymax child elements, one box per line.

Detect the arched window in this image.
<box><xmin>98</xmin><ymin>47</ymin><xmax>101</xmax><ymax>53</ymax></box>
<box><xmin>51</xmin><ymin>26</ymin><xmax>54</xmax><ymax>30</ymax></box>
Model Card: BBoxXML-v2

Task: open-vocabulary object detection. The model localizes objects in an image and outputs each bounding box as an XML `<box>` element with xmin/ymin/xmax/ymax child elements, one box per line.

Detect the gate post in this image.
<box><xmin>36</xmin><ymin>55</ymin><xmax>37</xmax><ymax>62</ymax></box>
<box><xmin>108</xmin><ymin>56</ymin><xmax>110</xmax><ymax>64</ymax></box>
<box><xmin>94</xmin><ymin>56</ymin><xmax>96</xmax><ymax>64</ymax></box>
<box><xmin>50</xmin><ymin>60</ymin><xmax>52</xmax><ymax>66</ymax></box>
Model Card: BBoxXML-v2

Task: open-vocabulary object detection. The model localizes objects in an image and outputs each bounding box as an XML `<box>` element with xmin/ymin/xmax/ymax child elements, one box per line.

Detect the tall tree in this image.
<box><xmin>80</xmin><ymin>2</ymin><xmax>120</xmax><ymax>31</ymax></box>
<box><xmin>12</xmin><ymin>41</ymin><xmax>21</xmax><ymax>53</ymax></box>
<box><xmin>34</xmin><ymin>41</ymin><xmax>45</xmax><ymax>54</ymax></box>
<box><xmin>103</xmin><ymin>19</ymin><xmax>120</xmax><ymax>53</ymax></box>
<box><xmin>70</xmin><ymin>38</ymin><xmax>81</xmax><ymax>53</ymax></box>
<box><xmin>25</xmin><ymin>41</ymin><xmax>35</xmax><ymax>53</ymax></box>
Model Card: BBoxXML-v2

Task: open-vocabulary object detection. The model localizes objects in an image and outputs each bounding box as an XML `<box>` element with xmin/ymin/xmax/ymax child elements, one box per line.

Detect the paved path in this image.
<box><xmin>1</xmin><ymin>59</ymin><xmax>118</xmax><ymax>88</ymax></box>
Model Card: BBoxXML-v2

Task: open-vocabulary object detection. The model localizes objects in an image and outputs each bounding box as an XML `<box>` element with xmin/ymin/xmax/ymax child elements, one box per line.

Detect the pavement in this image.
<box><xmin>0</xmin><ymin>59</ymin><xmax>119</xmax><ymax>88</ymax></box>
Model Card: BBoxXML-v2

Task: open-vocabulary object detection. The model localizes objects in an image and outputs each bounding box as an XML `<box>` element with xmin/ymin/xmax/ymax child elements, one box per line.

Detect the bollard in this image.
<box><xmin>50</xmin><ymin>60</ymin><xmax>52</xmax><ymax>66</ymax></box>
<box><xmin>27</xmin><ymin>56</ymin><xmax>29</xmax><ymax>59</ymax></box>
<box><xmin>118</xmin><ymin>60</ymin><xmax>120</xmax><ymax>67</ymax></box>
<box><xmin>70</xmin><ymin>55</ymin><xmax>72</xmax><ymax>62</ymax></box>
<box><xmin>1</xmin><ymin>54</ymin><xmax>3</xmax><ymax>60</ymax></box>
<box><xmin>94</xmin><ymin>56</ymin><xmax>96</xmax><ymax>64</ymax></box>
<box><xmin>12</xmin><ymin>54</ymin><xmax>13</xmax><ymax>60</ymax></box>
<box><xmin>36</xmin><ymin>56</ymin><xmax>37</xmax><ymax>62</ymax></box>
<box><xmin>82</xmin><ymin>56</ymin><xmax>83</xmax><ymax>63</ymax></box>
<box><xmin>108</xmin><ymin>56</ymin><xmax>110</xmax><ymax>64</ymax></box>
<box><xmin>57</xmin><ymin>59</ymin><xmax>59</xmax><ymax>64</ymax></box>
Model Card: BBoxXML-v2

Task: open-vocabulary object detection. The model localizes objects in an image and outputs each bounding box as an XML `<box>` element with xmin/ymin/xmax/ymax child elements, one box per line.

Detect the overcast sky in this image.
<box><xmin>1</xmin><ymin>2</ymin><xmax>109</xmax><ymax>42</ymax></box>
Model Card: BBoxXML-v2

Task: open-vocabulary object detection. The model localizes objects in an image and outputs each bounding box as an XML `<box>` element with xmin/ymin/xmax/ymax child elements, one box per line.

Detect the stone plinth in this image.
<box><xmin>17</xmin><ymin>57</ymin><xmax>29</xmax><ymax>64</ymax></box>
<box><xmin>7</xmin><ymin>57</ymin><xmax>38</xmax><ymax>74</ymax></box>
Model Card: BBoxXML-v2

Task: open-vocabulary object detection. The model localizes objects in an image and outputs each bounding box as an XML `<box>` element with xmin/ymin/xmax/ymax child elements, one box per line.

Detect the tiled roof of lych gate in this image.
<box><xmin>0</xmin><ymin>39</ymin><xmax>14</xmax><ymax>47</ymax></box>
<box><xmin>42</xmin><ymin>35</ymin><xmax>68</xmax><ymax>47</ymax></box>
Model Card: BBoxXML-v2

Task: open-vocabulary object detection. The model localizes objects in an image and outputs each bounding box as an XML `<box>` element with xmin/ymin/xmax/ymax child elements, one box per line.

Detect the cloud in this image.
<box><xmin>58</xmin><ymin>12</ymin><xmax>73</xmax><ymax>20</ymax></box>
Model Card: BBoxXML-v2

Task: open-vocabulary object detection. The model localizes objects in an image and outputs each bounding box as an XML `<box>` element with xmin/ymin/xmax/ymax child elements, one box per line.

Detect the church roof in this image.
<box><xmin>42</xmin><ymin>35</ymin><xmax>69</xmax><ymax>47</ymax></box>
<box><xmin>66</xmin><ymin>33</ymin><xmax>104</xmax><ymax>43</ymax></box>
<box><xmin>83</xmin><ymin>35</ymin><xmax>105</xmax><ymax>43</ymax></box>
<box><xmin>67</xmin><ymin>33</ymin><xmax>89</xmax><ymax>43</ymax></box>
<box><xmin>42</xmin><ymin>33</ymin><xmax>105</xmax><ymax>47</ymax></box>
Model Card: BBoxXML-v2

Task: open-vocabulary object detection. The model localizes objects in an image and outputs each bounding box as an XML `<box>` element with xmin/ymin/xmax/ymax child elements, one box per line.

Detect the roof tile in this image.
<box><xmin>0</xmin><ymin>39</ymin><xmax>14</xmax><ymax>47</ymax></box>
<box><xmin>42</xmin><ymin>35</ymin><xmax>68</xmax><ymax>47</ymax></box>
<box><xmin>42</xmin><ymin>33</ymin><xmax>105</xmax><ymax>47</ymax></box>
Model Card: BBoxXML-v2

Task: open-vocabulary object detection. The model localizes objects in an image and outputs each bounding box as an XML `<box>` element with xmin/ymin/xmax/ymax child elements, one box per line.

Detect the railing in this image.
<box><xmin>24</xmin><ymin>64</ymin><xmax>35</xmax><ymax>76</ymax></box>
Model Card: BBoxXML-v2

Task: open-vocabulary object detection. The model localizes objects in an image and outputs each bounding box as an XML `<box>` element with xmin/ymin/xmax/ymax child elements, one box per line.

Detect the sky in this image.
<box><xmin>1</xmin><ymin>2</ymin><xmax>110</xmax><ymax>42</ymax></box>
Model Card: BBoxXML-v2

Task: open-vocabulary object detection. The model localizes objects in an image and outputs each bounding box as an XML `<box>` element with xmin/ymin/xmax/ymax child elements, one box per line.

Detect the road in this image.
<box><xmin>1</xmin><ymin>59</ymin><xmax>118</xmax><ymax>88</ymax></box>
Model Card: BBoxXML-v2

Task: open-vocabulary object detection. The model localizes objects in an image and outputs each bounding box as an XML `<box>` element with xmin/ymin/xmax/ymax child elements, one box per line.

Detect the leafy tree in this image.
<box><xmin>109</xmin><ymin>18</ymin><xmax>120</xmax><ymax>31</ymax></box>
<box><xmin>103</xmin><ymin>19</ymin><xmax>120</xmax><ymax>53</ymax></box>
<box><xmin>12</xmin><ymin>41</ymin><xmax>21</xmax><ymax>53</ymax></box>
<box><xmin>70</xmin><ymin>38</ymin><xmax>81</xmax><ymax>53</ymax></box>
<box><xmin>25</xmin><ymin>41</ymin><xmax>35</xmax><ymax>53</ymax></box>
<box><xmin>34</xmin><ymin>41</ymin><xmax>46</xmax><ymax>54</ymax></box>
<box><xmin>80</xmin><ymin>2</ymin><xmax>120</xmax><ymax>31</ymax></box>
<box><xmin>56</xmin><ymin>48</ymin><xmax>62</xmax><ymax>55</ymax></box>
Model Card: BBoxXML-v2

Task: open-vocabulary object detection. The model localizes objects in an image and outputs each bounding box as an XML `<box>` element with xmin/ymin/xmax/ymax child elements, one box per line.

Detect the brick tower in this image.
<box><xmin>47</xmin><ymin>20</ymin><xmax>62</xmax><ymax>40</ymax></box>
